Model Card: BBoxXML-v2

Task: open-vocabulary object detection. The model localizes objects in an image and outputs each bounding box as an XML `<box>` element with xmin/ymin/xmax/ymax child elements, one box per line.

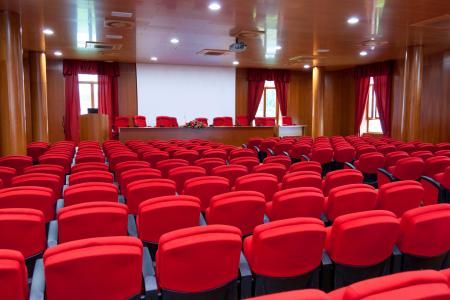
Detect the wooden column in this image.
<box><xmin>29</xmin><ymin>51</ymin><xmax>49</xmax><ymax>142</ymax></box>
<box><xmin>401</xmin><ymin>45</ymin><xmax>423</xmax><ymax>141</ymax></box>
<box><xmin>311</xmin><ymin>66</ymin><xmax>324</xmax><ymax>137</ymax></box>
<box><xmin>0</xmin><ymin>11</ymin><xmax>27</xmax><ymax>155</ymax></box>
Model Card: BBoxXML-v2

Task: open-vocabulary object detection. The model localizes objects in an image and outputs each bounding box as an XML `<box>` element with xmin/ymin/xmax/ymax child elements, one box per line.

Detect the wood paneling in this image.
<box><xmin>46</xmin><ymin>60</ymin><xmax>66</xmax><ymax>143</ymax></box>
<box><xmin>312</xmin><ymin>67</ymin><xmax>324</xmax><ymax>137</ymax></box>
<box><xmin>390</xmin><ymin>59</ymin><xmax>405</xmax><ymax>140</ymax></box>
<box><xmin>288</xmin><ymin>71</ymin><xmax>312</xmax><ymax>135</ymax></box>
<box><xmin>80</xmin><ymin>114</ymin><xmax>109</xmax><ymax>144</ymax></box>
<box><xmin>118</xmin><ymin>63</ymin><xmax>138</xmax><ymax>117</ymax></box>
<box><xmin>323</xmin><ymin>68</ymin><xmax>355</xmax><ymax>136</ymax></box>
<box><xmin>29</xmin><ymin>51</ymin><xmax>49</xmax><ymax>142</ymax></box>
<box><xmin>23</xmin><ymin>56</ymin><xmax>33</xmax><ymax>144</ymax></box>
<box><xmin>235</xmin><ymin>68</ymin><xmax>248</xmax><ymax>119</ymax></box>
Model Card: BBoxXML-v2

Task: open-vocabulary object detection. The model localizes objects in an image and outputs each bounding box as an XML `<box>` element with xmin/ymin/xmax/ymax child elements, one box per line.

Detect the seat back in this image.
<box><xmin>236</xmin><ymin>116</ymin><xmax>249</xmax><ymax>126</ymax></box>
<box><xmin>127</xmin><ymin>178</ymin><xmax>176</xmax><ymax>214</ymax></box>
<box><xmin>173</xmin><ymin>149</ymin><xmax>200</xmax><ymax>165</ymax></box>
<box><xmin>142</xmin><ymin>151</ymin><xmax>170</xmax><ymax>167</ymax></box>
<box><xmin>211</xmin><ymin>164</ymin><xmax>248</xmax><ymax>186</ymax></box>
<box><xmin>310</xmin><ymin>148</ymin><xmax>334</xmax><ymax>165</ymax></box>
<box><xmin>155</xmin><ymin>159</ymin><xmax>189</xmax><ymax>178</ymax></box>
<box><xmin>114</xmin><ymin>116</ymin><xmax>130</xmax><ymax>128</ymax></box>
<box><xmin>120</xmin><ymin>168</ymin><xmax>162</xmax><ymax>197</ymax></box>
<box><xmin>0</xmin><ymin>208</ymin><xmax>46</xmax><ymax>259</ymax></box>
<box><xmin>253</xmin><ymin>163</ymin><xmax>287</xmax><ymax>182</ymax></box>
<box><xmin>282</xmin><ymin>116</ymin><xmax>293</xmax><ymax>126</ymax></box>
<box><xmin>58</xmin><ymin>202</ymin><xmax>128</xmax><ymax>243</ymax></box>
<box><xmin>63</xmin><ymin>182</ymin><xmax>118</xmax><ymax>207</ymax></box>
<box><xmin>322</xmin><ymin>169</ymin><xmax>364</xmax><ymax>196</ymax></box>
<box><xmin>195</xmin><ymin>118</ymin><xmax>208</xmax><ymax>126</ymax></box>
<box><xmin>12</xmin><ymin>173</ymin><xmax>61</xmax><ymax>199</ymax></box>
<box><xmin>206</xmin><ymin>191</ymin><xmax>265</xmax><ymax>235</ymax></box>
<box><xmin>137</xmin><ymin>195</ymin><xmax>201</xmax><ymax>243</ymax></box>
<box><xmin>385</xmin><ymin>151</ymin><xmax>409</xmax><ymax>168</ymax></box>
<box><xmin>71</xmin><ymin>162</ymin><xmax>109</xmax><ymax>174</ymax></box>
<box><xmin>245</xmin><ymin>289</ymin><xmax>328</xmax><ymax>300</ymax></box>
<box><xmin>44</xmin><ymin>236</ymin><xmax>143</xmax><ymax>300</ymax></box>
<box><xmin>0</xmin><ymin>249</ymin><xmax>28</xmax><ymax>300</ymax></box>
<box><xmin>0</xmin><ymin>155</ymin><xmax>33</xmax><ymax>175</ymax></box>
<box><xmin>264</xmin><ymin>155</ymin><xmax>291</xmax><ymax>169</ymax></box>
<box><xmin>183</xmin><ymin>176</ymin><xmax>230</xmax><ymax>210</ymax></box>
<box><xmin>356</xmin><ymin>152</ymin><xmax>385</xmax><ymax>174</ymax></box>
<box><xmin>377</xmin><ymin>180</ymin><xmax>423</xmax><ymax>217</ymax></box>
<box><xmin>245</xmin><ymin>218</ymin><xmax>326</xmax><ymax>277</ymax></box>
<box><xmin>270</xmin><ymin>187</ymin><xmax>324</xmax><ymax>220</ymax></box>
<box><xmin>281</xmin><ymin>171</ymin><xmax>323</xmax><ymax>190</ymax></box>
<box><xmin>234</xmin><ymin>173</ymin><xmax>279</xmax><ymax>202</ymax></box>
<box><xmin>69</xmin><ymin>170</ymin><xmax>113</xmax><ymax>186</ymax></box>
<box><xmin>289</xmin><ymin>161</ymin><xmax>322</xmax><ymax>174</ymax></box>
<box><xmin>156</xmin><ymin>225</ymin><xmax>242</xmax><ymax>293</ymax></box>
<box><xmin>133</xmin><ymin>115</ymin><xmax>147</xmax><ymax>127</ymax></box>
<box><xmin>168</xmin><ymin>166</ymin><xmax>207</xmax><ymax>194</ymax></box>
<box><xmin>0</xmin><ymin>166</ymin><xmax>17</xmax><ymax>187</ymax></box>
<box><xmin>424</xmin><ymin>156</ymin><xmax>450</xmax><ymax>177</ymax></box>
<box><xmin>392</xmin><ymin>157</ymin><xmax>425</xmax><ymax>180</ymax></box>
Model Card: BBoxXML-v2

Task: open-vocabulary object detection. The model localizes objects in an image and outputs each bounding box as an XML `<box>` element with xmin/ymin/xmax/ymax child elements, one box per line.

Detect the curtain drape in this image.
<box><xmin>247</xmin><ymin>69</ymin><xmax>290</xmax><ymax>123</ymax></box>
<box><xmin>353</xmin><ymin>61</ymin><xmax>393</xmax><ymax>135</ymax></box>
<box><xmin>63</xmin><ymin>60</ymin><xmax>120</xmax><ymax>142</ymax></box>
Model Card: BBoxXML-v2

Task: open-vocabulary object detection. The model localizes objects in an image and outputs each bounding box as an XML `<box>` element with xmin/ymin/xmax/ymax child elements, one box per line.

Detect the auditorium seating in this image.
<box><xmin>236</xmin><ymin>115</ymin><xmax>249</xmax><ymax>126</ymax></box>
<box><xmin>421</xmin><ymin>166</ymin><xmax>450</xmax><ymax>205</ymax></box>
<box><xmin>133</xmin><ymin>115</ymin><xmax>147</xmax><ymax>127</ymax></box>
<box><xmin>231</xmin><ymin>156</ymin><xmax>260</xmax><ymax>171</ymax></box>
<box><xmin>211</xmin><ymin>164</ymin><xmax>248</xmax><ymax>185</ymax></box>
<box><xmin>155</xmin><ymin>159</ymin><xmax>189</xmax><ymax>178</ymax></box>
<box><xmin>68</xmin><ymin>170</ymin><xmax>114</xmax><ymax>185</ymax></box>
<box><xmin>0</xmin><ymin>155</ymin><xmax>33</xmax><ymax>175</ymax></box>
<box><xmin>253</xmin><ymin>163</ymin><xmax>287</xmax><ymax>182</ymax></box>
<box><xmin>120</xmin><ymin>168</ymin><xmax>162</xmax><ymax>197</ymax></box>
<box><xmin>63</xmin><ymin>182</ymin><xmax>119</xmax><ymax>207</ymax></box>
<box><xmin>0</xmin><ymin>249</ymin><xmax>29</xmax><ymax>300</ymax></box>
<box><xmin>234</xmin><ymin>173</ymin><xmax>279</xmax><ymax>202</ymax></box>
<box><xmin>183</xmin><ymin>176</ymin><xmax>230</xmax><ymax>210</ymax></box>
<box><xmin>378</xmin><ymin>156</ymin><xmax>425</xmax><ymax>186</ymax></box>
<box><xmin>156</xmin><ymin>116</ymin><xmax>179</xmax><ymax>127</ymax></box>
<box><xmin>376</xmin><ymin>180</ymin><xmax>423</xmax><ymax>217</ymax></box>
<box><xmin>282</xmin><ymin>116</ymin><xmax>294</xmax><ymax>126</ymax></box>
<box><xmin>195</xmin><ymin>117</ymin><xmax>208</xmax><ymax>126</ymax></box>
<box><xmin>289</xmin><ymin>161</ymin><xmax>322</xmax><ymax>174</ymax></box>
<box><xmin>0</xmin><ymin>166</ymin><xmax>16</xmax><ymax>187</ymax></box>
<box><xmin>280</xmin><ymin>171</ymin><xmax>323</xmax><ymax>190</ymax></box>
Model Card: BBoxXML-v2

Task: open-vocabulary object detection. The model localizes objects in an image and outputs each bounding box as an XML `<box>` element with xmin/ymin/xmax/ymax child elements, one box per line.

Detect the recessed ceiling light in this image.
<box><xmin>317</xmin><ymin>48</ymin><xmax>330</xmax><ymax>53</ymax></box>
<box><xmin>232</xmin><ymin>61</ymin><xmax>239</xmax><ymax>65</ymax></box>
<box><xmin>43</xmin><ymin>28</ymin><xmax>54</xmax><ymax>35</ymax></box>
<box><xmin>170</xmin><ymin>38</ymin><xmax>180</xmax><ymax>44</ymax></box>
<box><xmin>111</xmin><ymin>11</ymin><xmax>133</xmax><ymax>18</ymax></box>
<box><xmin>208</xmin><ymin>2</ymin><xmax>221</xmax><ymax>10</ymax></box>
<box><xmin>54</xmin><ymin>51</ymin><xmax>63</xmax><ymax>56</ymax></box>
<box><xmin>275</xmin><ymin>45</ymin><xmax>282</xmax><ymax>50</ymax></box>
<box><xmin>359</xmin><ymin>50</ymin><xmax>368</xmax><ymax>56</ymax></box>
<box><xmin>150</xmin><ymin>56</ymin><xmax>158</xmax><ymax>61</ymax></box>
<box><xmin>347</xmin><ymin>16</ymin><xmax>359</xmax><ymax>25</ymax></box>
<box><xmin>105</xmin><ymin>34</ymin><xmax>123</xmax><ymax>40</ymax></box>
<box><xmin>370</xmin><ymin>46</ymin><xmax>376</xmax><ymax>50</ymax></box>
<box><xmin>303</xmin><ymin>64</ymin><xmax>311</xmax><ymax>69</ymax></box>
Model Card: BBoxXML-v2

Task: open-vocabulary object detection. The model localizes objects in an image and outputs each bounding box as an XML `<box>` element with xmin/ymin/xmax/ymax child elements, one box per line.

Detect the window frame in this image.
<box><xmin>362</xmin><ymin>77</ymin><xmax>382</xmax><ymax>134</ymax></box>
<box><xmin>257</xmin><ymin>81</ymin><xmax>280</xmax><ymax>124</ymax></box>
<box><xmin>78</xmin><ymin>76</ymin><xmax>98</xmax><ymax>112</ymax></box>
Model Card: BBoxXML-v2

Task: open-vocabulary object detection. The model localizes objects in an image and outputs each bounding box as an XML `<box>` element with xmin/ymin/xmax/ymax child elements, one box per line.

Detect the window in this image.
<box><xmin>78</xmin><ymin>74</ymin><xmax>98</xmax><ymax>115</ymax></box>
<box><xmin>360</xmin><ymin>77</ymin><xmax>382</xmax><ymax>134</ymax></box>
<box><xmin>255</xmin><ymin>81</ymin><xmax>281</xmax><ymax>124</ymax></box>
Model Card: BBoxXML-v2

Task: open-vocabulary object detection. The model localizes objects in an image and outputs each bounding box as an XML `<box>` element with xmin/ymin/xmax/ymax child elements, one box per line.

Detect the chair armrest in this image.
<box><xmin>239</xmin><ymin>252</ymin><xmax>252</xmax><ymax>299</ymax></box>
<box><xmin>391</xmin><ymin>245</ymin><xmax>402</xmax><ymax>274</ymax></box>
<box><xmin>282</xmin><ymin>151</ymin><xmax>290</xmax><ymax>158</ymax></box>
<box><xmin>344</xmin><ymin>162</ymin><xmax>356</xmax><ymax>170</ymax></box>
<box><xmin>199</xmin><ymin>213</ymin><xmax>207</xmax><ymax>226</ymax></box>
<box><xmin>378</xmin><ymin>168</ymin><xmax>395</xmax><ymax>182</ymax></box>
<box><xmin>267</xmin><ymin>148</ymin><xmax>275</xmax><ymax>156</ymax></box>
<box><xmin>56</xmin><ymin>199</ymin><xmax>64</xmax><ymax>214</ymax></box>
<box><xmin>420</xmin><ymin>175</ymin><xmax>442</xmax><ymax>191</ymax></box>
<box><xmin>242</xmin><ymin>144</ymin><xmax>248</xmax><ymax>148</ymax></box>
<box><xmin>301</xmin><ymin>154</ymin><xmax>310</xmax><ymax>161</ymax></box>
<box><xmin>321</xmin><ymin>250</ymin><xmax>334</xmax><ymax>292</ymax></box>
<box><xmin>142</xmin><ymin>247</ymin><xmax>159</xmax><ymax>300</ymax></box>
<box><xmin>47</xmin><ymin>220</ymin><xmax>58</xmax><ymax>248</ymax></box>
<box><xmin>127</xmin><ymin>214</ymin><xmax>138</xmax><ymax>237</ymax></box>
<box><xmin>29</xmin><ymin>259</ymin><xmax>45</xmax><ymax>300</ymax></box>
<box><xmin>253</xmin><ymin>146</ymin><xmax>261</xmax><ymax>153</ymax></box>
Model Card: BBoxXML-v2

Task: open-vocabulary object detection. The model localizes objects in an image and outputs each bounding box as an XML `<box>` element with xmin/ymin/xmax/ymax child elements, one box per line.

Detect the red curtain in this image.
<box><xmin>63</xmin><ymin>60</ymin><xmax>120</xmax><ymax>142</ymax></box>
<box><xmin>354</xmin><ymin>61</ymin><xmax>392</xmax><ymax>135</ymax></box>
<box><xmin>247</xmin><ymin>69</ymin><xmax>291</xmax><ymax>123</ymax></box>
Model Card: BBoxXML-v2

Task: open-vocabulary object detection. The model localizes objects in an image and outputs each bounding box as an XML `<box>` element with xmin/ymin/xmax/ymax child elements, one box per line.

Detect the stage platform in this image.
<box><xmin>119</xmin><ymin>125</ymin><xmax>306</xmax><ymax>146</ymax></box>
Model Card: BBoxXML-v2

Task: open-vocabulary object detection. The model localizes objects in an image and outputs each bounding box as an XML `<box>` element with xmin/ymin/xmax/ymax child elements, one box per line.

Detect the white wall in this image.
<box><xmin>136</xmin><ymin>64</ymin><xmax>236</xmax><ymax>126</ymax></box>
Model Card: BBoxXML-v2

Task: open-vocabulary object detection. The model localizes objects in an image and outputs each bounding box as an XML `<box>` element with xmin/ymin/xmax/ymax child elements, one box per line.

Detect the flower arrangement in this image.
<box><xmin>184</xmin><ymin>120</ymin><xmax>206</xmax><ymax>128</ymax></box>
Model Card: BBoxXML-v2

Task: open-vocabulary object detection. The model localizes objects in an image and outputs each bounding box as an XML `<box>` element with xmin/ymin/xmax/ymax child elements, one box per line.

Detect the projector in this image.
<box><xmin>229</xmin><ymin>39</ymin><xmax>247</xmax><ymax>53</ymax></box>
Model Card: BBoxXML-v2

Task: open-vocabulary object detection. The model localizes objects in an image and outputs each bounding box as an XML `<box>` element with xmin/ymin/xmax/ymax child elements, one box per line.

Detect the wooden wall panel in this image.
<box><xmin>323</xmin><ymin>68</ymin><xmax>355</xmax><ymax>136</ymax></box>
<box><xmin>46</xmin><ymin>60</ymin><xmax>66</xmax><ymax>143</ymax></box>
<box><xmin>390</xmin><ymin>59</ymin><xmax>405</xmax><ymax>140</ymax></box>
<box><xmin>118</xmin><ymin>63</ymin><xmax>138</xmax><ymax>117</ymax></box>
<box><xmin>288</xmin><ymin>71</ymin><xmax>312</xmax><ymax>135</ymax></box>
<box><xmin>235</xmin><ymin>68</ymin><xmax>248</xmax><ymax>118</ymax></box>
<box><xmin>23</xmin><ymin>56</ymin><xmax>33</xmax><ymax>144</ymax></box>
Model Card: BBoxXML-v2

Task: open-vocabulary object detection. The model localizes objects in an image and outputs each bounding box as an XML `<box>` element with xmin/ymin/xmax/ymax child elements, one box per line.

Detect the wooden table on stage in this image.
<box><xmin>80</xmin><ymin>114</ymin><xmax>110</xmax><ymax>144</ymax></box>
<box><xmin>119</xmin><ymin>125</ymin><xmax>306</xmax><ymax>146</ymax></box>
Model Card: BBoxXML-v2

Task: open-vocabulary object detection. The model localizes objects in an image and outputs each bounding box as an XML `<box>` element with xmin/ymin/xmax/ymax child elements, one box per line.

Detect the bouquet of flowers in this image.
<box><xmin>184</xmin><ymin>120</ymin><xmax>206</xmax><ymax>128</ymax></box>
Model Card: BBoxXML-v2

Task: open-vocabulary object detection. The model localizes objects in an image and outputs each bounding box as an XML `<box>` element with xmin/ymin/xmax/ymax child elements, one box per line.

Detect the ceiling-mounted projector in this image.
<box><xmin>229</xmin><ymin>38</ymin><xmax>247</xmax><ymax>52</ymax></box>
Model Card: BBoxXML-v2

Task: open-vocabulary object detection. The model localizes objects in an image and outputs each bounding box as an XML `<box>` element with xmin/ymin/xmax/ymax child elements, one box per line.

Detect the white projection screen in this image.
<box><xmin>136</xmin><ymin>64</ymin><xmax>236</xmax><ymax>126</ymax></box>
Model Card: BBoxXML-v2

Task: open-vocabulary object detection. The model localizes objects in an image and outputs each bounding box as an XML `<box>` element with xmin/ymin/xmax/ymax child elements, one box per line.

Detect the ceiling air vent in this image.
<box><xmin>197</xmin><ymin>49</ymin><xmax>231</xmax><ymax>56</ymax></box>
<box><xmin>231</xmin><ymin>29</ymin><xmax>265</xmax><ymax>39</ymax></box>
<box><xmin>104</xmin><ymin>18</ymin><xmax>135</xmax><ymax>29</ymax></box>
<box><xmin>85</xmin><ymin>41</ymin><xmax>122</xmax><ymax>51</ymax></box>
<box><xmin>361</xmin><ymin>40</ymin><xmax>388</xmax><ymax>47</ymax></box>
<box><xmin>411</xmin><ymin>15</ymin><xmax>450</xmax><ymax>29</ymax></box>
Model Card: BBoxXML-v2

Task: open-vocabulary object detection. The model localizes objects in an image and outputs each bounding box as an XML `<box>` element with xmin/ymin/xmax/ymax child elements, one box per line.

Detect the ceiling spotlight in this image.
<box><xmin>359</xmin><ymin>50</ymin><xmax>368</xmax><ymax>56</ymax></box>
<box><xmin>150</xmin><ymin>56</ymin><xmax>158</xmax><ymax>61</ymax></box>
<box><xmin>303</xmin><ymin>64</ymin><xmax>311</xmax><ymax>69</ymax></box>
<box><xmin>317</xmin><ymin>48</ymin><xmax>330</xmax><ymax>53</ymax></box>
<box><xmin>208</xmin><ymin>2</ymin><xmax>221</xmax><ymax>10</ymax></box>
<box><xmin>275</xmin><ymin>45</ymin><xmax>282</xmax><ymax>50</ymax></box>
<box><xmin>233</xmin><ymin>61</ymin><xmax>239</xmax><ymax>65</ymax></box>
<box><xmin>170</xmin><ymin>38</ymin><xmax>180</xmax><ymax>44</ymax></box>
<box><xmin>347</xmin><ymin>16</ymin><xmax>359</xmax><ymax>25</ymax></box>
<box><xmin>54</xmin><ymin>51</ymin><xmax>63</xmax><ymax>56</ymax></box>
<box><xmin>43</xmin><ymin>28</ymin><xmax>54</xmax><ymax>35</ymax></box>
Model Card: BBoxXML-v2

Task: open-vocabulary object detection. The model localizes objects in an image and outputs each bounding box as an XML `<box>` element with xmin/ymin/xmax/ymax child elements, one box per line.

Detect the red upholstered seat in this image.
<box><xmin>173</xmin><ymin>149</ymin><xmax>200</xmax><ymax>165</ymax></box>
<box><xmin>385</xmin><ymin>151</ymin><xmax>409</xmax><ymax>168</ymax></box>
<box><xmin>109</xmin><ymin>152</ymin><xmax>138</xmax><ymax>171</ymax></box>
<box><xmin>115</xmin><ymin>160</ymin><xmax>151</xmax><ymax>182</ymax></box>
<box><xmin>69</xmin><ymin>170</ymin><xmax>113</xmax><ymax>186</ymax></box>
<box><xmin>195</xmin><ymin>117</ymin><xmax>208</xmax><ymax>126</ymax></box>
<box><xmin>324</xmin><ymin>184</ymin><xmax>377</xmax><ymax>222</ymax></box>
<box><xmin>234</xmin><ymin>173</ymin><xmax>279</xmax><ymax>202</ymax></box>
<box><xmin>236</xmin><ymin>115</ymin><xmax>249</xmax><ymax>126</ymax></box>
<box><xmin>126</xmin><ymin>178</ymin><xmax>176</xmax><ymax>214</ymax></box>
<box><xmin>281</xmin><ymin>171</ymin><xmax>321</xmax><ymax>190</ymax></box>
<box><xmin>0</xmin><ymin>249</ymin><xmax>29</xmax><ymax>300</ymax></box>
<box><xmin>230</xmin><ymin>148</ymin><xmax>258</xmax><ymax>160</ymax></box>
<box><xmin>0</xmin><ymin>166</ymin><xmax>17</xmax><ymax>187</ymax></box>
<box><xmin>325</xmin><ymin>210</ymin><xmax>400</xmax><ymax>267</ymax></box>
<box><xmin>0</xmin><ymin>208</ymin><xmax>46</xmax><ymax>259</ymax></box>
<box><xmin>24</xmin><ymin>164</ymin><xmax>65</xmax><ymax>186</ymax></box>
<box><xmin>289</xmin><ymin>161</ymin><xmax>322</xmax><ymax>174</ymax></box>
<box><xmin>376</xmin><ymin>180</ymin><xmax>423</xmax><ymax>217</ymax></box>
<box><xmin>334</xmin><ymin>146</ymin><xmax>356</xmax><ymax>164</ymax></box>
<box><xmin>211</xmin><ymin>164</ymin><xmax>248</xmax><ymax>186</ymax></box>
<box><xmin>194</xmin><ymin>158</ymin><xmax>226</xmax><ymax>175</ymax></box>
<box><xmin>155</xmin><ymin>159</ymin><xmax>189</xmax><ymax>178</ymax></box>
<box><xmin>206</xmin><ymin>191</ymin><xmax>265</xmax><ymax>235</ymax></box>
<box><xmin>137</xmin><ymin>195</ymin><xmax>201</xmax><ymax>244</ymax></box>
<box><xmin>168</xmin><ymin>166</ymin><xmax>207</xmax><ymax>194</ymax></box>
<box><xmin>133</xmin><ymin>115</ymin><xmax>147</xmax><ymax>127</ymax></box>
<box><xmin>282</xmin><ymin>116</ymin><xmax>294</xmax><ymax>126</ymax></box>
<box><xmin>0</xmin><ymin>155</ymin><xmax>33</xmax><ymax>175</ymax></box>
<box><xmin>213</xmin><ymin>117</ymin><xmax>225</xmax><ymax>126</ymax></box>
<box><xmin>329</xmin><ymin>270</ymin><xmax>450</xmax><ymax>300</ymax></box>
<box><xmin>244</xmin><ymin>218</ymin><xmax>326</xmax><ymax>278</ymax></box>
<box><xmin>247</xmin><ymin>289</ymin><xmax>328</xmax><ymax>300</ymax></box>
<box><xmin>266</xmin><ymin>187</ymin><xmax>324</xmax><ymax>221</ymax></box>
<box><xmin>411</xmin><ymin>150</ymin><xmax>434</xmax><ymax>161</ymax></box>
<box><xmin>353</xmin><ymin>152</ymin><xmax>385</xmax><ymax>174</ymax></box>
<box><xmin>142</xmin><ymin>151</ymin><xmax>170</xmax><ymax>167</ymax></box>
<box><xmin>230</xmin><ymin>156</ymin><xmax>260</xmax><ymax>172</ymax></box>
<box><xmin>202</xmin><ymin>149</ymin><xmax>228</xmax><ymax>160</ymax></box>
<box><xmin>57</xmin><ymin>202</ymin><xmax>128</xmax><ymax>243</ymax></box>
<box><xmin>39</xmin><ymin>154</ymin><xmax>72</xmax><ymax>174</ymax></box>
<box><xmin>63</xmin><ymin>182</ymin><xmax>118</xmax><ymax>207</ymax></box>
<box><xmin>114</xmin><ymin>116</ymin><xmax>130</xmax><ymax>128</ymax></box>
<box><xmin>376</xmin><ymin>144</ymin><xmax>396</xmax><ymax>156</ymax></box>
<box><xmin>71</xmin><ymin>162</ymin><xmax>109</xmax><ymax>174</ymax></box>
<box><xmin>264</xmin><ymin>155</ymin><xmax>291</xmax><ymax>169</ymax></box>
<box><xmin>397</xmin><ymin>204</ymin><xmax>450</xmax><ymax>269</ymax></box>
<box><xmin>182</xmin><ymin>176</ymin><xmax>230</xmax><ymax>210</ymax></box>
<box><xmin>322</xmin><ymin>169</ymin><xmax>364</xmax><ymax>196</ymax></box>
<box><xmin>12</xmin><ymin>173</ymin><xmax>62</xmax><ymax>199</ymax></box>
<box><xmin>27</xmin><ymin>142</ymin><xmax>49</xmax><ymax>162</ymax></box>
<box><xmin>0</xmin><ymin>186</ymin><xmax>55</xmax><ymax>222</ymax></box>
<box><xmin>156</xmin><ymin>225</ymin><xmax>242</xmax><ymax>293</ymax></box>
<box><xmin>253</xmin><ymin>163</ymin><xmax>287</xmax><ymax>182</ymax></box>
<box><xmin>44</xmin><ymin>236</ymin><xmax>143</xmax><ymax>300</ymax></box>
<box><xmin>424</xmin><ymin>156</ymin><xmax>450</xmax><ymax>178</ymax></box>
<box><xmin>289</xmin><ymin>144</ymin><xmax>312</xmax><ymax>160</ymax></box>
<box><xmin>310</xmin><ymin>147</ymin><xmax>334</xmax><ymax>165</ymax></box>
